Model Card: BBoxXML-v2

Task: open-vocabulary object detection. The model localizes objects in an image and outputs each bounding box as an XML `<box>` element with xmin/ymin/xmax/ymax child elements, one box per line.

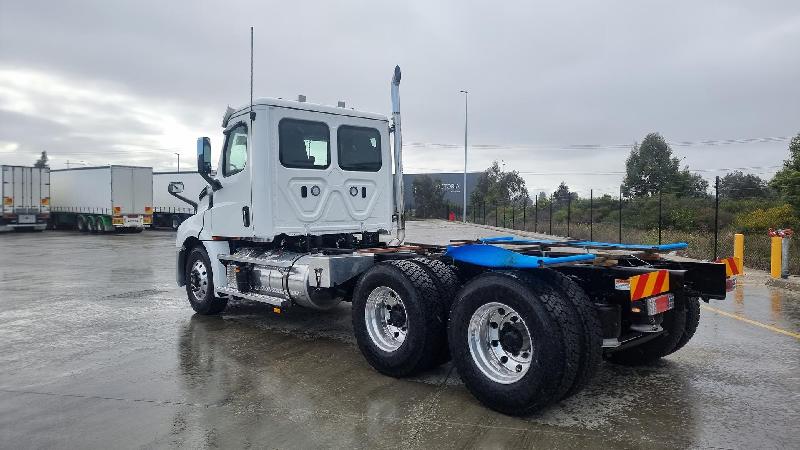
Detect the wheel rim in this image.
<box><xmin>189</xmin><ymin>259</ymin><xmax>209</xmax><ymax>301</ymax></box>
<box><xmin>365</xmin><ymin>286</ymin><xmax>408</xmax><ymax>352</ymax></box>
<box><xmin>467</xmin><ymin>302</ymin><xmax>533</xmax><ymax>384</ymax></box>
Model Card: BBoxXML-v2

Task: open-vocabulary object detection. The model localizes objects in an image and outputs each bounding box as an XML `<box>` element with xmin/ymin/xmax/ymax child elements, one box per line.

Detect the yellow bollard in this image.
<box><xmin>734</xmin><ymin>233</ymin><xmax>744</xmax><ymax>274</ymax></box>
<box><xmin>770</xmin><ymin>236</ymin><xmax>782</xmax><ymax>279</ymax></box>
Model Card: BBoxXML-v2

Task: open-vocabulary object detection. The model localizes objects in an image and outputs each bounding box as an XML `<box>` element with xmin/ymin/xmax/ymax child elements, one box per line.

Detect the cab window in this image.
<box><xmin>338</xmin><ymin>126</ymin><xmax>381</xmax><ymax>172</ymax></box>
<box><xmin>223</xmin><ymin>123</ymin><xmax>248</xmax><ymax>177</ymax></box>
<box><xmin>279</xmin><ymin>119</ymin><xmax>330</xmax><ymax>169</ymax></box>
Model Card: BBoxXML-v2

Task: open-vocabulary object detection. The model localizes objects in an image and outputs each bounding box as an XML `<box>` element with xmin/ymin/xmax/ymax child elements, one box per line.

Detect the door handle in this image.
<box><xmin>242</xmin><ymin>206</ymin><xmax>250</xmax><ymax>227</ymax></box>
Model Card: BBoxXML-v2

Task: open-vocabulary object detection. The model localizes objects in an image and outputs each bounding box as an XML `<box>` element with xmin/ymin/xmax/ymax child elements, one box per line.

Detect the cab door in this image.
<box><xmin>210</xmin><ymin>119</ymin><xmax>252</xmax><ymax>238</ymax></box>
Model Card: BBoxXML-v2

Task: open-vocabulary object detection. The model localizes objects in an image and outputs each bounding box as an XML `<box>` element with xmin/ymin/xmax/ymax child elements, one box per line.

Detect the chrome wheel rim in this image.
<box><xmin>468</xmin><ymin>302</ymin><xmax>532</xmax><ymax>384</ymax></box>
<box><xmin>365</xmin><ymin>286</ymin><xmax>408</xmax><ymax>352</ymax></box>
<box><xmin>189</xmin><ymin>259</ymin><xmax>209</xmax><ymax>301</ymax></box>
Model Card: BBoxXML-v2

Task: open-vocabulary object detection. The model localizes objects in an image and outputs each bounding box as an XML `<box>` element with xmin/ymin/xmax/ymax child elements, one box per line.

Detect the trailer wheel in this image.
<box><xmin>76</xmin><ymin>215</ymin><xmax>88</xmax><ymax>232</ymax></box>
<box><xmin>352</xmin><ymin>260</ymin><xmax>447</xmax><ymax>377</ymax></box>
<box><xmin>532</xmin><ymin>269</ymin><xmax>602</xmax><ymax>400</ymax></box>
<box><xmin>604</xmin><ymin>298</ymin><xmax>688</xmax><ymax>366</ymax></box>
<box><xmin>665</xmin><ymin>296</ymin><xmax>700</xmax><ymax>355</ymax></box>
<box><xmin>185</xmin><ymin>246</ymin><xmax>228</xmax><ymax>315</ymax></box>
<box><xmin>448</xmin><ymin>271</ymin><xmax>581</xmax><ymax>415</ymax></box>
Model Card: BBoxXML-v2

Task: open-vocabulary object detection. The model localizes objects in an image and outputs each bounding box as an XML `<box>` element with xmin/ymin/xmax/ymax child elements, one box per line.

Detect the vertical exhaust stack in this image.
<box><xmin>390</xmin><ymin>65</ymin><xmax>405</xmax><ymax>244</ymax></box>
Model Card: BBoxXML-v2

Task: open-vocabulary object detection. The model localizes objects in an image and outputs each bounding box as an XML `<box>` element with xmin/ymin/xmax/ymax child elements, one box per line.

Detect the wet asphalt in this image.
<box><xmin>0</xmin><ymin>220</ymin><xmax>798</xmax><ymax>449</ymax></box>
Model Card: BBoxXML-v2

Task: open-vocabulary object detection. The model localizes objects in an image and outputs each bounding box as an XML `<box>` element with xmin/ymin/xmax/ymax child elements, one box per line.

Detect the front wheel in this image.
<box><xmin>185</xmin><ymin>246</ymin><xmax>228</xmax><ymax>315</ymax></box>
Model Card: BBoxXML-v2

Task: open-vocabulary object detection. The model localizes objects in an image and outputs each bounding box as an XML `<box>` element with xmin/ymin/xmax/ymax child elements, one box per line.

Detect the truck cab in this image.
<box><xmin>188</xmin><ymin>98</ymin><xmax>393</xmax><ymax>242</ymax></box>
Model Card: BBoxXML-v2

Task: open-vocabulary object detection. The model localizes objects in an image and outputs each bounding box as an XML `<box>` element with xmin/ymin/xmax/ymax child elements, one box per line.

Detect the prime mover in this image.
<box><xmin>173</xmin><ymin>67</ymin><xmax>737</xmax><ymax>415</ymax></box>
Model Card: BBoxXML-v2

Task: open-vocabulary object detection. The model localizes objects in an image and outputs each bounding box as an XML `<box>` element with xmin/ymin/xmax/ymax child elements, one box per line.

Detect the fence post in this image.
<box><xmin>511</xmin><ymin>203</ymin><xmax>515</xmax><ymax>229</ymax></box>
<box><xmin>523</xmin><ymin>198</ymin><xmax>527</xmax><ymax>231</ymax></box>
<box><xmin>589</xmin><ymin>189</ymin><xmax>593</xmax><ymax>241</ymax></box>
<box><xmin>483</xmin><ymin>201</ymin><xmax>486</xmax><ymax>225</ymax></box>
<box><xmin>503</xmin><ymin>205</ymin><xmax>506</xmax><ymax>228</ymax></box>
<box><xmin>714</xmin><ymin>176</ymin><xmax>719</xmax><ymax>260</ymax></box>
<box><xmin>534</xmin><ymin>196</ymin><xmax>538</xmax><ymax>233</ymax></box>
<box><xmin>567</xmin><ymin>195</ymin><xmax>571</xmax><ymax>237</ymax></box>
<box><xmin>495</xmin><ymin>203</ymin><xmax>498</xmax><ymax>227</ymax></box>
<box><xmin>618</xmin><ymin>185</ymin><xmax>623</xmax><ymax>244</ymax></box>
<box><xmin>658</xmin><ymin>189</ymin><xmax>662</xmax><ymax>245</ymax></box>
<box><xmin>549</xmin><ymin>195</ymin><xmax>553</xmax><ymax>235</ymax></box>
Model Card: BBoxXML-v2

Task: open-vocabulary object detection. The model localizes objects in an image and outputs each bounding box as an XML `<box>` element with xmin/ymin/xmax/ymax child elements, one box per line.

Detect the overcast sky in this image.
<box><xmin>1</xmin><ymin>0</ymin><xmax>798</xmax><ymax>196</ymax></box>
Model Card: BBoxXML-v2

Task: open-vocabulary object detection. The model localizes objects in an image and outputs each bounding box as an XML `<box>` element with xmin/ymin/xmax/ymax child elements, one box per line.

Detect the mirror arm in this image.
<box><xmin>168</xmin><ymin>190</ymin><xmax>198</xmax><ymax>214</ymax></box>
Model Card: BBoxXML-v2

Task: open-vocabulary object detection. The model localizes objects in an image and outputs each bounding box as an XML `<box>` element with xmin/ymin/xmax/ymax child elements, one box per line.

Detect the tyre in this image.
<box><xmin>171</xmin><ymin>215</ymin><xmax>181</xmax><ymax>230</ymax></box>
<box><xmin>532</xmin><ymin>269</ymin><xmax>602</xmax><ymax>400</ymax></box>
<box><xmin>666</xmin><ymin>296</ymin><xmax>700</xmax><ymax>355</ymax></box>
<box><xmin>352</xmin><ymin>259</ymin><xmax>448</xmax><ymax>377</ymax></box>
<box><xmin>604</xmin><ymin>297</ymin><xmax>688</xmax><ymax>366</ymax></box>
<box><xmin>448</xmin><ymin>271</ymin><xmax>582</xmax><ymax>415</ymax></box>
<box><xmin>76</xmin><ymin>215</ymin><xmax>88</xmax><ymax>232</ymax></box>
<box><xmin>408</xmin><ymin>257</ymin><xmax>461</xmax><ymax>363</ymax></box>
<box><xmin>185</xmin><ymin>246</ymin><xmax>228</xmax><ymax>315</ymax></box>
<box><xmin>87</xmin><ymin>216</ymin><xmax>97</xmax><ymax>233</ymax></box>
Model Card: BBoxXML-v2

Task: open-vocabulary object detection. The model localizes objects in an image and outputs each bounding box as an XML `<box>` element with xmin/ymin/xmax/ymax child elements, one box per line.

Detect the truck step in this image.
<box><xmin>216</xmin><ymin>286</ymin><xmax>290</xmax><ymax>309</ymax></box>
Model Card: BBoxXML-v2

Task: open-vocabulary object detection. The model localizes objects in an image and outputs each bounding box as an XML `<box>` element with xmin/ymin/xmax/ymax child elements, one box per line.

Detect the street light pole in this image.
<box><xmin>459</xmin><ymin>89</ymin><xmax>468</xmax><ymax>222</ymax></box>
<box><xmin>174</xmin><ymin>152</ymin><xmax>180</xmax><ymax>172</ymax></box>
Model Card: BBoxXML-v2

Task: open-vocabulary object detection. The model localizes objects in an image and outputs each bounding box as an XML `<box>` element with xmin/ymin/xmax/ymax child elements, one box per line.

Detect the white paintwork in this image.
<box><xmin>51</xmin><ymin>165</ymin><xmax>153</xmax><ymax>216</ymax></box>
<box><xmin>1</xmin><ymin>165</ymin><xmax>50</xmax><ymax>230</ymax></box>
<box><xmin>202</xmin><ymin>100</ymin><xmax>392</xmax><ymax>240</ymax></box>
<box><xmin>153</xmin><ymin>172</ymin><xmax>207</xmax><ymax>213</ymax></box>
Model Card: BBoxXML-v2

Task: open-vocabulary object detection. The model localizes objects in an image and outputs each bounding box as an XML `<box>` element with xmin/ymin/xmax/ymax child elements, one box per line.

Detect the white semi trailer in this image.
<box><xmin>153</xmin><ymin>171</ymin><xmax>206</xmax><ymax>230</ymax></box>
<box><xmin>173</xmin><ymin>66</ymin><xmax>735</xmax><ymax>415</ymax></box>
<box><xmin>50</xmin><ymin>165</ymin><xmax>153</xmax><ymax>232</ymax></box>
<box><xmin>0</xmin><ymin>165</ymin><xmax>50</xmax><ymax>232</ymax></box>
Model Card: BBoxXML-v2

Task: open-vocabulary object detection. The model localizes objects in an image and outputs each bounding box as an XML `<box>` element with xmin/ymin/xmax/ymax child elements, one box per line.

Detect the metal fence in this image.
<box><xmin>430</xmin><ymin>177</ymin><xmax>797</xmax><ymax>275</ymax></box>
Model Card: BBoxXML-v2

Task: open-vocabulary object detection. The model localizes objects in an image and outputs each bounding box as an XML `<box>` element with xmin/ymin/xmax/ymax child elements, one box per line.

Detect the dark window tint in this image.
<box><xmin>222</xmin><ymin>123</ymin><xmax>248</xmax><ymax>177</ymax></box>
<box><xmin>338</xmin><ymin>126</ymin><xmax>381</xmax><ymax>172</ymax></box>
<box><xmin>279</xmin><ymin>119</ymin><xmax>330</xmax><ymax>169</ymax></box>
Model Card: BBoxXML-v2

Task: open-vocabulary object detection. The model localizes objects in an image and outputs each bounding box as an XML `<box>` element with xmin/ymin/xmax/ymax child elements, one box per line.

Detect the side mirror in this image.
<box><xmin>196</xmin><ymin>137</ymin><xmax>212</xmax><ymax>175</ymax></box>
<box><xmin>196</xmin><ymin>137</ymin><xmax>222</xmax><ymax>190</ymax></box>
<box><xmin>168</xmin><ymin>181</ymin><xmax>185</xmax><ymax>194</ymax></box>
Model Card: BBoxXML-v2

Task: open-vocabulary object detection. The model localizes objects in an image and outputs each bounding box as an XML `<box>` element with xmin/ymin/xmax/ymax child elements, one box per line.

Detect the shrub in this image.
<box><xmin>733</xmin><ymin>204</ymin><xmax>798</xmax><ymax>233</ymax></box>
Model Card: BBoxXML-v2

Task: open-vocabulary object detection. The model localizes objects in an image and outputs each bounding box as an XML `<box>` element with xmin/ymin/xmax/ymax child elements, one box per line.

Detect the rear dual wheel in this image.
<box><xmin>448</xmin><ymin>271</ymin><xmax>588</xmax><ymax>415</ymax></box>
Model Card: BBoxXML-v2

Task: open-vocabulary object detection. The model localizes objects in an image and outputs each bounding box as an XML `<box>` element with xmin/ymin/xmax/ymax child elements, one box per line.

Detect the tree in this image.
<box><xmin>412</xmin><ymin>175</ymin><xmax>446</xmax><ymax>218</ymax></box>
<box><xmin>470</xmin><ymin>161</ymin><xmax>529</xmax><ymax>206</ymax></box>
<box><xmin>718</xmin><ymin>171</ymin><xmax>769</xmax><ymax>199</ymax></box>
<box><xmin>769</xmin><ymin>133</ymin><xmax>800</xmax><ymax>211</ymax></box>
<box><xmin>622</xmin><ymin>133</ymin><xmax>708</xmax><ymax>197</ymax></box>
<box><xmin>552</xmin><ymin>181</ymin><xmax>577</xmax><ymax>203</ymax></box>
<box><xmin>34</xmin><ymin>151</ymin><xmax>49</xmax><ymax>168</ymax></box>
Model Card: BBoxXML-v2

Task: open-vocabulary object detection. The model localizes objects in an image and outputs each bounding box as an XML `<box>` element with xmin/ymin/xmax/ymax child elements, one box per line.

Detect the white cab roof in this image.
<box><xmin>231</xmin><ymin>97</ymin><xmax>389</xmax><ymax>122</ymax></box>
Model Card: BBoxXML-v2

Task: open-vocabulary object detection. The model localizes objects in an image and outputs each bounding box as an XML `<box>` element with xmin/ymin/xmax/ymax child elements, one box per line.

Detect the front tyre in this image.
<box><xmin>185</xmin><ymin>246</ymin><xmax>228</xmax><ymax>315</ymax></box>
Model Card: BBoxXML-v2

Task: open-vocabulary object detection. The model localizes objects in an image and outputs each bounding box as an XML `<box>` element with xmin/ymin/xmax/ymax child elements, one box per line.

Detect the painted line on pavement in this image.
<box><xmin>700</xmin><ymin>304</ymin><xmax>800</xmax><ymax>340</ymax></box>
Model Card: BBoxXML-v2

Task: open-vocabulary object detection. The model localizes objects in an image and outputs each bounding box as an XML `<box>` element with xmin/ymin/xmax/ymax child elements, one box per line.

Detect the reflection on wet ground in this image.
<box><xmin>0</xmin><ymin>223</ymin><xmax>798</xmax><ymax>448</ymax></box>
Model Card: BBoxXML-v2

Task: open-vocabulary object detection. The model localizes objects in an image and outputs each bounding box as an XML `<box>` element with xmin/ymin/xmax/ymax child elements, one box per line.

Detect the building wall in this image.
<box><xmin>403</xmin><ymin>172</ymin><xmax>481</xmax><ymax>210</ymax></box>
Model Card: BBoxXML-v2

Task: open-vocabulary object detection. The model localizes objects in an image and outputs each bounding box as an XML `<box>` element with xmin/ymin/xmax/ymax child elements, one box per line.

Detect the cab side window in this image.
<box><xmin>223</xmin><ymin>123</ymin><xmax>248</xmax><ymax>177</ymax></box>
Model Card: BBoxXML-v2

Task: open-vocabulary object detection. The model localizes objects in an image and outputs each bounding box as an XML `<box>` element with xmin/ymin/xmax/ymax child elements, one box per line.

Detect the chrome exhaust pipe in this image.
<box><xmin>390</xmin><ymin>65</ymin><xmax>405</xmax><ymax>245</ymax></box>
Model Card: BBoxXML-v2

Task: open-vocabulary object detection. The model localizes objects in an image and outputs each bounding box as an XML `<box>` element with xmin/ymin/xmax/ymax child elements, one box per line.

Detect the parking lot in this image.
<box><xmin>0</xmin><ymin>220</ymin><xmax>798</xmax><ymax>449</ymax></box>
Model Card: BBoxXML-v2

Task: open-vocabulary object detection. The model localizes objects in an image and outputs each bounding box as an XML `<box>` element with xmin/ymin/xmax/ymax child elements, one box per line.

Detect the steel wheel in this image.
<box><xmin>468</xmin><ymin>301</ymin><xmax>533</xmax><ymax>384</ymax></box>
<box><xmin>189</xmin><ymin>259</ymin><xmax>209</xmax><ymax>301</ymax></box>
<box><xmin>365</xmin><ymin>286</ymin><xmax>408</xmax><ymax>352</ymax></box>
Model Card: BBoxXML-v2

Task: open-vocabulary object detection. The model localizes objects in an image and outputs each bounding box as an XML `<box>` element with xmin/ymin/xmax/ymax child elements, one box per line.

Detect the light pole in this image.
<box><xmin>459</xmin><ymin>89</ymin><xmax>468</xmax><ymax>222</ymax></box>
<box><xmin>174</xmin><ymin>152</ymin><xmax>180</xmax><ymax>172</ymax></box>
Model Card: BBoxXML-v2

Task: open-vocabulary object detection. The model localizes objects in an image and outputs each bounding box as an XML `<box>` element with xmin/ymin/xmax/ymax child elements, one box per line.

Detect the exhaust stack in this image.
<box><xmin>390</xmin><ymin>65</ymin><xmax>405</xmax><ymax>244</ymax></box>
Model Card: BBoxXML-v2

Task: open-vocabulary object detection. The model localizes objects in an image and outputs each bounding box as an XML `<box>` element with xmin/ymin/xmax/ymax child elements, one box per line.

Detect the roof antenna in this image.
<box><xmin>249</xmin><ymin>26</ymin><xmax>256</xmax><ymax>122</ymax></box>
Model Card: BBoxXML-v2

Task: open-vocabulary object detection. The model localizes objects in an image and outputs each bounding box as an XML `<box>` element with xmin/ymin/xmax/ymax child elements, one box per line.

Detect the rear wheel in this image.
<box><xmin>352</xmin><ymin>260</ymin><xmax>447</xmax><ymax>377</ymax></box>
<box><xmin>185</xmin><ymin>246</ymin><xmax>228</xmax><ymax>315</ymax></box>
<box><xmin>666</xmin><ymin>296</ymin><xmax>700</xmax><ymax>355</ymax></box>
<box><xmin>604</xmin><ymin>298</ymin><xmax>688</xmax><ymax>366</ymax></box>
<box><xmin>448</xmin><ymin>271</ymin><xmax>581</xmax><ymax>415</ymax></box>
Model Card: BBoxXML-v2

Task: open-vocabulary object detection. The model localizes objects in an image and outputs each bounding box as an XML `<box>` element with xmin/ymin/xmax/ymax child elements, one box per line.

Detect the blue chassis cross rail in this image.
<box><xmin>444</xmin><ymin>236</ymin><xmax>688</xmax><ymax>269</ymax></box>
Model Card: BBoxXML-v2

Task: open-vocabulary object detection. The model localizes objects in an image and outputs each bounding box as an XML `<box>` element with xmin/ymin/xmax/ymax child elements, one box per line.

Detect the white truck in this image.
<box><xmin>1</xmin><ymin>165</ymin><xmax>50</xmax><ymax>232</ymax></box>
<box><xmin>152</xmin><ymin>171</ymin><xmax>206</xmax><ymax>230</ymax></box>
<box><xmin>50</xmin><ymin>165</ymin><xmax>153</xmax><ymax>232</ymax></box>
<box><xmin>173</xmin><ymin>67</ymin><xmax>735</xmax><ymax>415</ymax></box>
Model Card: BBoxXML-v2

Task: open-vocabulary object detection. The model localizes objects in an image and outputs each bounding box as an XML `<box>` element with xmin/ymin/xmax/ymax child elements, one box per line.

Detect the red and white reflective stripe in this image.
<box><xmin>629</xmin><ymin>270</ymin><xmax>670</xmax><ymax>301</ymax></box>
